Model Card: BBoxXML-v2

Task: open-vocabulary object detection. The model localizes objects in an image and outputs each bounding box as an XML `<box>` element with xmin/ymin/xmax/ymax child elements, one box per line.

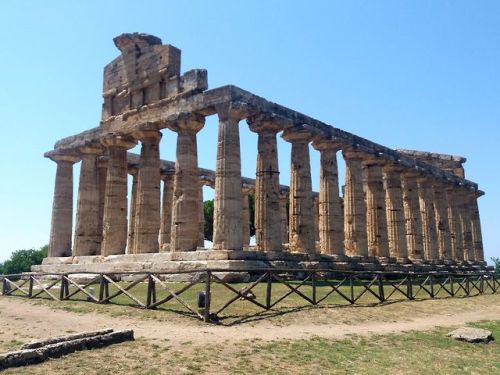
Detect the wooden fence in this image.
<box><xmin>1</xmin><ymin>270</ymin><xmax>498</xmax><ymax>323</ymax></box>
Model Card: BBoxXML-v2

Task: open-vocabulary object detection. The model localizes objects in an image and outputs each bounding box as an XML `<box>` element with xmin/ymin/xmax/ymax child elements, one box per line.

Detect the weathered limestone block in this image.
<box><xmin>282</xmin><ymin>126</ymin><xmax>315</xmax><ymax>254</ymax></box>
<box><xmin>417</xmin><ymin>177</ymin><xmax>439</xmax><ymax>261</ymax></box>
<box><xmin>213</xmin><ymin>104</ymin><xmax>245</xmax><ymax>251</ymax></box>
<box><xmin>74</xmin><ymin>146</ymin><xmax>104</xmax><ymax>256</ymax></box>
<box><xmin>448</xmin><ymin>327</ymin><xmax>493</xmax><ymax>343</ymax></box>
<box><xmin>343</xmin><ymin>149</ymin><xmax>368</xmax><ymax>257</ymax></box>
<box><xmin>312</xmin><ymin>140</ymin><xmax>344</xmax><ymax>255</ymax></box>
<box><xmin>401</xmin><ymin>171</ymin><xmax>424</xmax><ymax>261</ymax></box>
<box><xmin>100</xmin><ymin>134</ymin><xmax>137</xmax><ymax>256</ymax></box>
<box><xmin>383</xmin><ymin>164</ymin><xmax>408</xmax><ymax>261</ymax></box>
<box><xmin>433</xmin><ymin>181</ymin><xmax>452</xmax><ymax>261</ymax></box>
<box><xmin>363</xmin><ymin>159</ymin><xmax>389</xmax><ymax>258</ymax></box>
<box><xmin>127</xmin><ymin>166</ymin><xmax>139</xmax><ymax>253</ymax></box>
<box><xmin>159</xmin><ymin>172</ymin><xmax>175</xmax><ymax>249</ymax></box>
<box><xmin>131</xmin><ymin>129</ymin><xmax>162</xmax><ymax>254</ymax></box>
<box><xmin>169</xmin><ymin>114</ymin><xmax>205</xmax><ymax>252</ymax></box>
<box><xmin>46</xmin><ymin>153</ymin><xmax>79</xmax><ymax>257</ymax></box>
<box><xmin>248</xmin><ymin>114</ymin><xmax>283</xmax><ymax>252</ymax></box>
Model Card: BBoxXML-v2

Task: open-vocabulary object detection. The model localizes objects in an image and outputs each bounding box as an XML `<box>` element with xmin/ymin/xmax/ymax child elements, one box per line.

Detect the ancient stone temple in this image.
<box><xmin>35</xmin><ymin>33</ymin><xmax>486</xmax><ymax>274</ymax></box>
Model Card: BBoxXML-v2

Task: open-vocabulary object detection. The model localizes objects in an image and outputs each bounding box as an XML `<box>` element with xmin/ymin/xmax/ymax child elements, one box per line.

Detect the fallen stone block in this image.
<box><xmin>448</xmin><ymin>327</ymin><xmax>493</xmax><ymax>343</ymax></box>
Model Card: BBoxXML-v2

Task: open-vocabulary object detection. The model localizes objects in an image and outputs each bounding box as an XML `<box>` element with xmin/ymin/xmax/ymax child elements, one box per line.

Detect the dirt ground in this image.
<box><xmin>1</xmin><ymin>293</ymin><xmax>499</xmax><ymax>351</ymax></box>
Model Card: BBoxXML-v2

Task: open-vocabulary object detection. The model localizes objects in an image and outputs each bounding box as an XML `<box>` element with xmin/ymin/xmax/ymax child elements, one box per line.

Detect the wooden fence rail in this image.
<box><xmin>1</xmin><ymin>270</ymin><xmax>498</xmax><ymax>323</ymax></box>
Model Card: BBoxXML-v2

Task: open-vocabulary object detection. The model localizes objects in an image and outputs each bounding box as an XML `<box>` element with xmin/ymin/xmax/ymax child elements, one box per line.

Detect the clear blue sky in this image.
<box><xmin>0</xmin><ymin>1</ymin><xmax>498</xmax><ymax>263</ymax></box>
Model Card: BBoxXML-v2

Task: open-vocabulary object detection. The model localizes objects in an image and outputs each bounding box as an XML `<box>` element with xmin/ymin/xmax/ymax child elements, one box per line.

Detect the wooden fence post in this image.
<box><xmin>266</xmin><ymin>271</ymin><xmax>272</xmax><ymax>310</ymax></box>
<box><xmin>204</xmin><ymin>271</ymin><xmax>211</xmax><ymax>323</ymax></box>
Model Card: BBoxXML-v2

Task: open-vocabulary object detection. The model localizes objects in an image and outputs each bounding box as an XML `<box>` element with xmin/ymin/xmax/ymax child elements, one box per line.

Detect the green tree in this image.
<box><xmin>491</xmin><ymin>257</ymin><xmax>500</xmax><ymax>275</ymax></box>
<box><xmin>203</xmin><ymin>200</ymin><xmax>214</xmax><ymax>241</ymax></box>
<box><xmin>1</xmin><ymin>245</ymin><xmax>48</xmax><ymax>275</ymax></box>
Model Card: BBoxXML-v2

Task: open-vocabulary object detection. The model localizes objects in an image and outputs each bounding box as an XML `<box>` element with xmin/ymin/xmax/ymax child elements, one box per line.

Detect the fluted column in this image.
<box><xmin>248</xmin><ymin>115</ymin><xmax>283</xmax><ymax>252</ymax></box>
<box><xmin>159</xmin><ymin>172</ymin><xmax>175</xmax><ymax>251</ymax></box>
<box><xmin>127</xmin><ymin>166</ymin><xmax>139</xmax><ymax>253</ymax></box>
<box><xmin>213</xmin><ymin>104</ymin><xmax>245</xmax><ymax>250</ymax></box>
<box><xmin>198</xmin><ymin>181</ymin><xmax>205</xmax><ymax>248</ymax></box>
<box><xmin>383</xmin><ymin>164</ymin><xmax>408</xmax><ymax>261</ymax></box>
<box><xmin>312</xmin><ymin>141</ymin><xmax>344</xmax><ymax>255</ymax></box>
<box><xmin>470</xmin><ymin>191</ymin><xmax>484</xmax><ymax>262</ymax></box>
<box><xmin>131</xmin><ymin>129</ymin><xmax>162</xmax><ymax>253</ymax></box>
<box><xmin>100</xmin><ymin>134</ymin><xmax>137</xmax><ymax>256</ymax></box>
<box><xmin>458</xmin><ymin>189</ymin><xmax>474</xmax><ymax>262</ymax></box>
<box><xmin>433</xmin><ymin>181</ymin><xmax>452</xmax><ymax>261</ymax></box>
<box><xmin>97</xmin><ymin>159</ymin><xmax>107</xmax><ymax>252</ymax></box>
<box><xmin>402</xmin><ymin>171</ymin><xmax>424</xmax><ymax>261</ymax></box>
<box><xmin>241</xmin><ymin>187</ymin><xmax>251</xmax><ymax>246</ymax></box>
<box><xmin>447</xmin><ymin>187</ymin><xmax>464</xmax><ymax>262</ymax></box>
<box><xmin>279</xmin><ymin>192</ymin><xmax>289</xmax><ymax>246</ymax></box>
<box><xmin>282</xmin><ymin>126</ymin><xmax>315</xmax><ymax>253</ymax></box>
<box><xmin>47</xmin><ymin>153</ymin><xmax>79</xmax><ymax>257</ymax></box>
<box><xmin>343</xmin><ymin>149</ymin><xmax>368</xmax><ymax>257</ymax></box>
<box><xmin>364</xmin><ymin>159</ymin><xmax>389</xmax><ymax>259</ymax></box>
<box><xmin>73</xmin><ymin>146</ymin><xmax>104</xmax><ymax>256</ymax></box>
<box><xmin>169</xmin><ymin>114</ymin><xmax>205</xmax><ymax>252</ymax></box>
<box><xmin>313</xmin><ymin>196</ymin><xmax>320</xmax><ymax>245</ymax></box>
<box><xmin>417</xmin><ymin>177</ymin><xmax>439</xmax><ymax>261</ymax></box>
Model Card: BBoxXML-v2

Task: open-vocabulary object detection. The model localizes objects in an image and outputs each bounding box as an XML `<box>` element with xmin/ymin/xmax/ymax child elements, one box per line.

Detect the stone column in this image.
<box><xmin>433</xmin><ymin>181</ymin><xmax>452</xmax><ymax>262</ymax></box>
<box><xmin>312</xmin><ymin>141</ymin><xmax>344</xmax><ymax>255</ymax></box>
<box><xmin>241</xmin><ymin>187</ymin><xmax>251</xmax><ymax>247</ymax></box>
<box><xmin>127</xmin><ymin>166</ymin><xmax>139</xmax><ymax>253</ymax></box>
<box><xmin>97</xmin><ymin>159</ymin><xmax>108</xmax><ymax>252</ymax></box>
<box><xmin>458</xmin><ymin>189</ymin><xmax>474</xmax><ymax>262</ymax></box>
<box><xmin>47</xmin><ymin>153</ymin><xmax>79</xmax><ymax>257</ymax></box>
<box><xmin>417</xmin><ymin>177</ymin><xmax>439</xmax><ymax>261</ymax></box>
<box><xmin>342</xmin><ymin>149</ymin><xmax>368</xmax><ymax>257</ymax></box>
<box><xmin>131</xmin><ymin>129</ymin><xmax>162</xmax><ymax>254</ymax></box>
<box><xmin>363</xmin><ymin>159</ymin><xmax>389</xmax><ymax>259</ymax></box>
<box><xmin>402</xmin><ymin>171</ymin><xmax>424</xmax><ymax>261</ymax></box>
<box><xmin>470</xmin><ymin>191</ymin><xmax>484</xmax><ymax>262</ymax></box>
<box><xmin>282</xmin><ymin>126</ymin><xmax>315</xmax><ymax>254</ymax></box>
<box><xmin>198</xmin><ymin>181</ymin><xmax>205</xmax><ymax>248</ymax></box>
<box><xmin>73</xmin><ymin>146</ymin><xmax>104</xmax><ymax>256</ymax></box>
<box><xmin>100</xmin><ymin>134</ymin><xmax>137</xmax><ymax>256</ymax></box>
<box><xmin>447</xmin><ymin>187</ymin><xmax>464</xmax><ymax>262</ymax></box>
<box><xmin>213</xmin><ymin>104</ymin><xmax>244</xmax><ymax>250</ymax></box>
<box><xmin>170</xmin><ymin>114</ymin><xmax>205</xmax><ymax>252</ymax></box>
<box><xmin>383</xmin><ymin>164</ymin><xmax>408</xmax><ymax>261</ymax></box>
<box><xmin>279</xmin><ymin>192</ymin><xmax>289</xmax><ymax>246</ymax></box>
<box><xmin>159</xmin><ymin>172</ymin><xmax>175</xmax><ymax>251</ymax></box>
<box><xmin>313</xmin><ymin>196</ymin><xmax>320</xmax><ymax>244</ymax></box>
<box><xmin>248</xmin><ymin>115</ymin><xmax>283</xmax><ymax>252</ymax></box>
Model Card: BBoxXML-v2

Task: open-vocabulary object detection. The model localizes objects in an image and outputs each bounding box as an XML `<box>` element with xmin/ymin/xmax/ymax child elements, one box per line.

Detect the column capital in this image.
<box><xmin>215</xmin><ymin>101</ymin><xmax>249</xmax><ymax>122</ymax></box>
<box><xmin>45</xmin><ymin>150</ymin><xmax>80</xmax><ymax>164</ymax></box>
<box><xmin>311</xmin><ymin>138</ymin><xmax>344</xmax><ymax>152</ymax></box>
<box><xmin>128</xmin><ymin>165</ymin><xmax>139</xmax><ymax>176</ymax></box>
<box><xmin>342</xmin><ymin>148</ymin><xmax>365</xmax><ymax>161</ymax></box>
<box><xmin>362</xmin><ymin>156</ymin><xmax>387</xmax><ymax>167</ymax></box>
<box><xmin>166</xmin><ymin>112</ymin><xmax>205</xmax><ymax>134</ymax></box>
<box><xmin>160</xmin><ymin>170</ymin><xmax>175</xmax><ymax>181</ymax></box>
<box><xmin>401</xmin><ymin>169</ymin><xmax>421</xmax><ymax>178</ymax></box>
<box><xmin>101</xmin><ymin>133</ymin><xmax>137</xmax><ymax>149</ymax></box>
<box><xmin>247</xmin><ymin>112</ymin><xmax>290</xmax><ymax>134</ymax></box>
<box><xmin>80</xmin><ymin>145</ymin><xmax>105</xmax><ymax>156</ymax></box>
<box><xmin>382</xmin><ymin>162</ymin><xmax>405</xmax><ymax>173</ymax></box>
<box><xmin>132</xmin><ymin>128</ymin><xmax>162</xmax><ymax>142</ymax></box>
<box><xmin>281</xmin><ymin>125</ymin><xmax>314</xmax><ymax>143</ymax></box>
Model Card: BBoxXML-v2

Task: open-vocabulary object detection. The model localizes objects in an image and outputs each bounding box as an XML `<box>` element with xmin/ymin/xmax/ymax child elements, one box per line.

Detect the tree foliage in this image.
<box><xmin>1</xmin><ymin>245</ymin><xmax>48</xmax><ymax>275</ymax></box>
<box><xmin>491</xmin><ymin>257</ymin><xmax>500</xmax><ymax>275</ymax></box>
